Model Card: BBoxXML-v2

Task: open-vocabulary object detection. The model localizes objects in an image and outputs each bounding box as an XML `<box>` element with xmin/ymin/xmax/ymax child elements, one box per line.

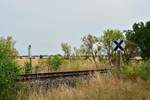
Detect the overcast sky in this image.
<box><xmin>0</xmin><ymin>0</ymin><xmax>149</xmax><ymax>55</ymax></box>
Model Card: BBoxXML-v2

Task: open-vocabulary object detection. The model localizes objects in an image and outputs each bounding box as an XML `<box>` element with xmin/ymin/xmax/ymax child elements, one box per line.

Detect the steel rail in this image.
<box><xmin>17</xmin><ymin>68</ymin><xmax>111</xmax><ymax>82</ymax></box>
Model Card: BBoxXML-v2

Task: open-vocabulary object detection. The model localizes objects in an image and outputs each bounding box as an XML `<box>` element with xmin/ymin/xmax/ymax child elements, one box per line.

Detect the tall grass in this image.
<box><xmin>16</xmin><ymin>75</ymin><xmax>150</xmax><ymax>100</ymax></box>
<box><xmin>19</xmin><ymin>58</ymin><xmax>111</xmax><ymax>73</ymax></box>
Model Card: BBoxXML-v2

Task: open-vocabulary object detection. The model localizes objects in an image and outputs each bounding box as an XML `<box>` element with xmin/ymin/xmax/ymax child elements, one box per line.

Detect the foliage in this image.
<box><xmin>139</xmin><ymin>60</ymin><xmax>150</xmax><ymax>80</ymax></box>
<box><xmin>61</xmin><ymin>42</ymin><xmax>71</xmax><ymax>59</ymax></box>
<box><xmin>123</xmin><ymin>60</ymin><xmax>150</xmax><ymax>80</ymax></box>
<box><xmin>100</xmin><ymin>29</ymin><xmax>124</xmax><ymax>65</ymax></box>
<box><xmin>81</xmin><ymin>34</ymin><xmax>98</xmax><ymax>55</ymax></box>
<box><xmin>101</xmin><ymin>29</ymin><xmax>124</xmax><ymax>56</ymax></box>
<box><xmin>123</xmin><ymin>39</ymin><xmax>140</xmax><ymax>64</ymax></box>
<box><xmin>0</xmin><ymin>60</ymin><xmax>19</xmax><ymax>98</ymax></box>
<box><xmin>0</xmin><ymin>36</ymin><xmax>19</xmax><ymax>99</ymax></box>
<box><xmin>126</xmin><ymin>21</ymin><xmax>150</xmax><ymax>59</ymax></box>
<box><xmin>81</xmin><ymin>34</ymin><xmax>99</xmax><ymax>66</ymax></box>
<box><xmin>123</xmin><ymin>65</ymin><xmax>142</xmax><ymax>80</ymax></box>
<box><xmin>34</xmin><ymin>64</ymin><xmax>40</xmax><ymax>73</ymax></box>
<box><xmin>24</xmin><ymin>62</ymin><xmax>32</xmax><ymax>74</ymax></box>
<box><xmin>0</xmin><ymin>36</ymin><xmax>18</xmax><ymax>60</ymax></box>
<box><xmin>48</xmin><ymin>55</ymin><xmax>63</xmax><ymax>70</ymax></box>
<box><xmin>73</xmin><ymin>45</ymin><xmax>86</xmax><ymax>57</ymax></box>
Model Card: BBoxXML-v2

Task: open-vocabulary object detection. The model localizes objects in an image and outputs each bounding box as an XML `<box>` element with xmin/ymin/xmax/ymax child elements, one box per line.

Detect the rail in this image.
<box><xmin>17</xmin><ymin>68</ymin><xmax>111</xmax><ymax>82</ymax></box>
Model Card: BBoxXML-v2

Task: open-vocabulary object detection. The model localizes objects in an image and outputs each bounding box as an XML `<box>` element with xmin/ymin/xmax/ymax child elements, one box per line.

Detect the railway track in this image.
<box><xmin>17</xmin><ymin>68</ymin><xmax>111</xmax><ymax>82</ymax></box>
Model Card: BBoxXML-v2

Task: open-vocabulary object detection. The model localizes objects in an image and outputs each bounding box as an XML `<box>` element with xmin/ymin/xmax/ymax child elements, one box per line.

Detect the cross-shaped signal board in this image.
<box><xmin>113</xmin><ymin>40</ymin><xmax>125</xmax><ymax>51</ymax></box>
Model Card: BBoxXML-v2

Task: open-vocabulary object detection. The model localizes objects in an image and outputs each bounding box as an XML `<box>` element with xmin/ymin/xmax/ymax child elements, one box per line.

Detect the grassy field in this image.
<box><xmin>15</xmin><ymin>74</ymin><xmax>150</xmax><ymax>100</ymax></box>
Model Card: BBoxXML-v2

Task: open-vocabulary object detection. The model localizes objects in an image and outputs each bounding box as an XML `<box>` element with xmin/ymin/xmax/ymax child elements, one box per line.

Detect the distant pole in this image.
<box><xmin>28</xmin><ymin>45</ymin><xmax>32</xmax><ymax>69</ymax></box>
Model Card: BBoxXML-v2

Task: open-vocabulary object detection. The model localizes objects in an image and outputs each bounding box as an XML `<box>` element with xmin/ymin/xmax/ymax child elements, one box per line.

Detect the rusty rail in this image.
<box><xmin>17</xmin><ymin>68</ymin><xmax>111</xmax><ymax>82</ymax></box>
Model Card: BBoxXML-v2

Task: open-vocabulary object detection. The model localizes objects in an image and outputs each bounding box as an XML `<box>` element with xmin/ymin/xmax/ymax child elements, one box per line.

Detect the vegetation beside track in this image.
<box><xmin>15</xmin><ymin>75</ymin><xmax>150</xmax><ymax>100</ymax></box>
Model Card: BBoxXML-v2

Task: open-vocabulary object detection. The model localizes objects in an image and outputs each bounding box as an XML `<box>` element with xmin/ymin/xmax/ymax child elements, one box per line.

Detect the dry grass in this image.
<box><xmin>18</xmin><ymin>58</ymin><xmax>111</xmax><ymax>74</ymax></box>
<box><xmin>16</xmin><ymin>75</ymin><xmax>150</xmax><ymax>100</ymax></box>
<box><xmin>16</xmin><ymin>58</ymin><xmax>149</xmax><ymax>100</ymax></box>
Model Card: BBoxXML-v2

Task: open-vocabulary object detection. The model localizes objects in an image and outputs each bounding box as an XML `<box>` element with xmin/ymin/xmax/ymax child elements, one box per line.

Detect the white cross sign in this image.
<box><xmin>113</xmin><ymin>40</ymin><xmax>125</xmax><ymax>51</ymax></box>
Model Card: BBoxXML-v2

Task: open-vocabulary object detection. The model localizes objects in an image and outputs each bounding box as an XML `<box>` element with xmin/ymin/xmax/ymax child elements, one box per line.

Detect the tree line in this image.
<box><xmin>61</xmin><ymin>21</ymin><xmax>150</xmax><ymax>66</ymax></box>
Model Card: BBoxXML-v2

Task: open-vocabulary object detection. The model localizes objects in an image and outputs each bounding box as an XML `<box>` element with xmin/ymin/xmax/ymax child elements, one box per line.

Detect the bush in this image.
<box><xmin>34</xmin><ymin>64</ymin><xmax>40</xmax><ymax>73</ymax></box>
<box><xmin>140</xmin><ymin>60</ymin><xmax>150</xmax><ymax>80</ymax></box>
<box><xmin>0</xmin><ymin>59</ymin><xmax>19</xmax><ymax>99</ymax></box>
<box><xmin>123</xmin><ymin>60</ymin><xmax>150</xmax><ymax>80</ymax></box>
<box><xmin>48</xmin><ymin>55</ymin><xmax>63</xmax><ymax>70</ymax></box>
<box><xmin>123</xmin><ymin>66</ymin><xmax>142</xmax><ymax>80</ymax></box>
<box><xmin>0</xmin><ymin>36</ymin><xmax>19</xmax><ymax>99</ymax></box>
<box><xmin>24</xmin><ymin>62</ymin><xmax>32</xmax><ymax>74</ymax></box>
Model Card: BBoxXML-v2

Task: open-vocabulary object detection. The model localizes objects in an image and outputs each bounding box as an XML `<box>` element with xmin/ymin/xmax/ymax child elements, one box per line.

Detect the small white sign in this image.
<box><xmin>113</xmin><ymin>40</ymin><xmax>125</xmax><ymax>51</ymax></box>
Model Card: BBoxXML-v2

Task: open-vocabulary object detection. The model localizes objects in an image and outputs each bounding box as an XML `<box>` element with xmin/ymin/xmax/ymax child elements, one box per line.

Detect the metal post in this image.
<box><xmin>117</xmin><ymin>50</ymin><xmax>122</xmax><ymax>78</ymax></box>
<box><xmin>28</xmin><ymin>45</ymin><xmax>32</xmax><ymax>69</ymax></box>
<box><xmin>117</xmin><ymin>50</ymin><xmax>121</xmax><ymax>71</ymax></box>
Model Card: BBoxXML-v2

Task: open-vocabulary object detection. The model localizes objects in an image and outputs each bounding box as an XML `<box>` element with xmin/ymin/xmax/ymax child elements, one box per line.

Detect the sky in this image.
<box><xmin>0</xmin><ymin>0</ymin><xmax>149</xmax><ymax>55</ymax></box>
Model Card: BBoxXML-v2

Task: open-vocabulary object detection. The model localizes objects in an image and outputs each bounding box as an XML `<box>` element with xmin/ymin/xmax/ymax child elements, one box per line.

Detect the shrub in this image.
<box><xmin>139</xmin><ymin>60</ymin><xmax>150</xmax><ymax>80</ymax></box>
<box><xmin>123</xmin><ymin>60</ymin><xmax>150</xmax><ymax>80</ymax></box>
<box><xmin>34</xmin><ymin>64</ymin><xmax>40</xmax><ymax>73</ymax></box>
<box><xmin>24</xmin><ymin>62</ymin><xmax>32</xmax><ymax>74</ymax></box>
<box><xmin>48</xmin><ymin>55</ymin><xmax>63</xmax><ymax>70</ymax></box>
<box><xmin>0</xmin><ymin>59</ymin><xmax>19</xmax><ymax>99</ymax></box>
<box><xmin>123</xmin><ymin>66</ymin><xmax>142</xmax><ymax>80</ymax></box>
<box><xmin>0</xmin><ymin>36</ymin><xmax>19</xmax><ymax>99</ymax></box>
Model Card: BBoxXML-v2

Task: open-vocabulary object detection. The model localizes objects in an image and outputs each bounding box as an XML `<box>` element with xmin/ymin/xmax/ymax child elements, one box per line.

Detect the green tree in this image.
<box><xmin>123</xmin><ymin>30</ymin><xmax>140</xmax><ymax>63</ymax></box>
<box><xmin>81</xmin><ymin>34</ymin><xmax>98</xmax><ymax>66</ymax></box>
<box><xmin>61</xmin><ymin>42</ymin><xmax>71</xmax><ymax>59</ymax></box>
<box><xmin>0</xmin><ymin>36</ymin><xmax>19</xmax><ymax>99</ymax></box>
<box><xmin>0</xmin><ymin>36</ymin><xmax>18</xmax><ymax>59</ymax></box>
<box><xmin>73</xmin><ymin>45</ymin><xmax>86</xmax><ymax>57</ymax></box>
<box><xmin>123</xmin><ymin>40</ymin><xmax>139</xmax><ymax>63</ymax></box>
<box><xmin>101</xmin><ymin>29</ymin><xmax>125</xmax><ymax>65</ymax></box>
<box><xmin>126</xmin><ymin>21</ymin><xmax>150</xmax><ymax>59</ymax></box>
